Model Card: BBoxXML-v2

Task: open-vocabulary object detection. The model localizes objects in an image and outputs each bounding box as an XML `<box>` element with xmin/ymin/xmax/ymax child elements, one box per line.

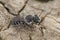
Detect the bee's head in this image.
<box><xmin>33</xmin><ymin>15</ymin><xmax>41</xmax><ymax>24</ymax></box>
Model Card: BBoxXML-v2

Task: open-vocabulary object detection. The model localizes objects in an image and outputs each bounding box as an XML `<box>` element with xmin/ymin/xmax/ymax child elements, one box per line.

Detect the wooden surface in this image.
<box><xmin>0</xmin><ymin>0</ymin><xmax>60</xmax><ymax>40</ymax></box>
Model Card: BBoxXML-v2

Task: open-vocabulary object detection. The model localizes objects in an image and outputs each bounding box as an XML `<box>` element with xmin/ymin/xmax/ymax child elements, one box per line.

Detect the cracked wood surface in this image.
<box><xmin>0</xmin><ymin>0</ymin><xmax>60</xmax><ymax>40</ymax></box>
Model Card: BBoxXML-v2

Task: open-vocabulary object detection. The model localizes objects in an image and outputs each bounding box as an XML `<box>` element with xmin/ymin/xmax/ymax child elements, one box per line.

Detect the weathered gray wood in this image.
<box><xmin>0</xmin><ymin>0</ymin><xmax>60</xmax><ymax>40</ymax></box>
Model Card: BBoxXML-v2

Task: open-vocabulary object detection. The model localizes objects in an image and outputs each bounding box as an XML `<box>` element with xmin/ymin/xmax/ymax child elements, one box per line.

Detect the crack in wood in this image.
<box><xmin>39</xmin><ymin>9</ymin><xmax>52</xmax><ymax>24</ymax></box>
<box><xmin>38</xmin><ymin>10</ymin><xmax>52</xmax><ymax>36</ymax></box>
<box><xmin>0</xmin><ymin>37</ymin><xmax>3</xmax><ymax>40</ymax></box>
<box><xmin>0</xmin><ymin>1</ymin><xmax>18</xmax><ymax>16</ymax></box>
<box><xmin>29</xmin><ymin>35</ymin><xmax>32</xmax><ymax>40</ymax></box>
<box><xmin>18</xmin><ymin>0</ymin><xmax>29</xmax><ymax>15</ymax></box>
<box><xmin>40</xmin><ymin>27</ymin><xmax>46</xmax><ymax>36</ymax></box>
<box><xmin>0</xmin><ymin>0</ymin><xmax>29</xmax><ymax>16</ymax></box>
<box><xmin>47</xmin><ymin>15</ymin><xmax>60</xmax><ymax>23</ymax></box>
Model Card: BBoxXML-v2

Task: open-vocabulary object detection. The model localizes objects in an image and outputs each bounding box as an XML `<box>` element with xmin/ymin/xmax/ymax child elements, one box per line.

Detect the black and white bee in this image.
<box><xmin>10</xmin><ymin>15</ymin><xmax>41</xmax><ymax>27</ymax></box>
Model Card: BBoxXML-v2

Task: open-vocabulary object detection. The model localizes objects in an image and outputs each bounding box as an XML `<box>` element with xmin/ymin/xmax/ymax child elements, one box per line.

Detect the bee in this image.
<box><xmin>10</xmin><ymin>14</ymin><xmax>41</xmax><ymax>28</ymax></box>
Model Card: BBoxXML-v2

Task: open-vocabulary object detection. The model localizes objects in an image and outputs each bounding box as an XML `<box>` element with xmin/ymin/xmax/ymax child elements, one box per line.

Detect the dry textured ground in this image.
<box><xmin>0</xmin><ymin>0</ymin><xmax>60</xmax><ymax>40</ymax></box>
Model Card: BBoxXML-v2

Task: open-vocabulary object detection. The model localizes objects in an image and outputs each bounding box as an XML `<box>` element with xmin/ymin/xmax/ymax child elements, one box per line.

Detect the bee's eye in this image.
<box><xmin>25</xmin><ymin>15</ymin><xmax>33</xmax><ymax>22</ymax></box>
<box><xmin>33</xmin><ymin>15</ymin><xmax>40</xmax><ymax>23</ymax></box>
